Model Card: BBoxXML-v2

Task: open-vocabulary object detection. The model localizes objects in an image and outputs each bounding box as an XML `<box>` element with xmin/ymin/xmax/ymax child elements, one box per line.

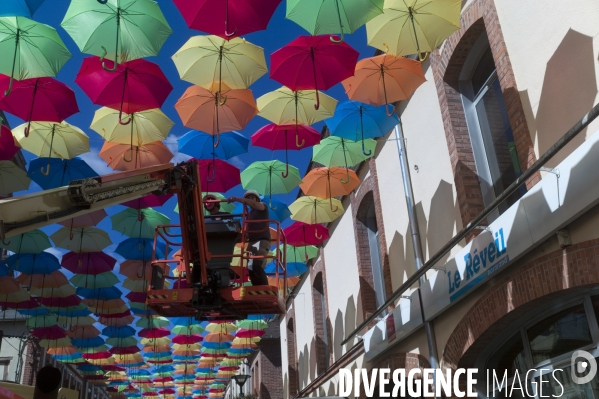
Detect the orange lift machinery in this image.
<box><xmin>0</xmin><ymin>160</ymin><xmax>287</xmax><ymax>320</ymax></box>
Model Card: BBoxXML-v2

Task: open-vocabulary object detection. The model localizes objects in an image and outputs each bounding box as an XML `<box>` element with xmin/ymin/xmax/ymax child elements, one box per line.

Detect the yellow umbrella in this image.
<box><xmin>0</xmin><ymin>290</ymin><xmax>30</xmax><ymax>303</ymax></box>
<box><xmin>257</xmin><ymin>87</ymin><xmax>337</xmax><ymax>126</ymax></box>
<box><xmin>172</xmin><ymin>35</ymin><xmax>267</xmax><ymax>90</ymax></box>
<box><xmin>140</xmin><ymin>337</ymin><xmax>170</xmax><ymax>346</ymax></box>
<box><xmin>289</xmin><ymin>196</ymin><xmax>344</xmax><ymax>224</ymax></box>
<box><xmin>366</xmin><ymin>0</ymin><xmax>461</xmax><ymax>59</ymax></box>
<box><xmin>57</xmin><ymin>315</ymin><xmax>96</xmax><ymax>326</ymax></box>
<box><xmin>12</xmin><ymin>121</ymin><xmax>89</xmax><ymax>174</ymax></box>
<box><xmin>204</xmin><ymin>323</ymin><xmax>237</xmax><ymax>334</ymax></box>
<box><xmin>39</xmin><ymin>337</ymin><xmax>72</xmax><ymax>348</ymax></box>
<box><xmin>31</xmin><ymin>285</ymin><xmax>76</xmax><ymax>298</ymax></box>
<box><xmin>91</xmin><ymin>107</ymin><xmax>174</xmax><ymax>145</ymax></box>
<box><xmin>123</xmin><ymin>277</ymin><xmax>170</xmax><ymax>292</ymax></box>
<box><xmin>0</xmin><ymin>161</ymin><xmax>31</xmax><ymax>196</ymax></box>
<box><xmin>232</xmin><ymin>337</ymin><xmax>260</xmax><ymax>345</ymax></box>
<box><xmin>50</xmin><ymin>227</ymin><xmax>111</xmax><ymax>253</ymax></box>
<box><xmin>172</xmin><ymin>344</ymin><xmax>201</xmax><ymax>351</ymax></box>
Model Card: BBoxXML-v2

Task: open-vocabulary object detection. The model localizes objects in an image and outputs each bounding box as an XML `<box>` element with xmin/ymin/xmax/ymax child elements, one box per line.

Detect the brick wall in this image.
<box><xmin>310</xmin><ymin>254</ymin><xmax>333</xmax><ymax>372</ymax></box>
<box><xmin>256</xmin><ymin>338</ymin><xmax>283</xmax><ymax>399</ymax></box>
<box><xmin>430</xmin><ymin>0</ymin><xmax>539</xmax><ymax>232</ymax></box>
<box><xmin>21</xmin><ymin>339</ymin><xmax>41</xmax><ymax>386</ymax></box>
<box><xmin>285</xmin><ymin>309</ymin><xmax>299</xmax><ymax>397</ymax></box>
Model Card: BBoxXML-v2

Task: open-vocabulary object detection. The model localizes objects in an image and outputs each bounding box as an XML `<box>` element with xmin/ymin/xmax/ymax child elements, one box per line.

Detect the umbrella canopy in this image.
<box><xmin>282</xmin><ymin>244</ymin><xmax>319</xmax><ymax>263</ymax></box>
<box><xmin>172</xmin><ymin>35</ymin><xmax>267</xmax><ymax>90</ymax></box>
<box><xmin>171</xmin><ymin>325</ymin><xmax>204</xmax><ymax>336</ymax></box>
<box><xmin>70</xmin><ymin>272</ymin><xmax>119</xmax><ymax>289</ymax></box>
<box><xmin>312</xmin><ymin>136</ymin><xmax>376</xmax><ymax>169</ymax></box>
<box><xmin>236</xmin><ymin>319</ymin><xmax>268</xmax><ymax>330</ymax></box>
<box><xmin>0</xmin><ymin>0</ymin><xmax>45</xmax><ymax>18</ymax></box>
<box><xmin>0</xmin><ymin>160</ymin><xmax>30</xmax><ymax>195</ymax></box>
<box><xmin>136</xmin><ymin>317</ymin><xmax>169</xmax><ymax>329</ymax></box>
<box><xmin>366</xmin><ymin>0</ymin><xmax>461</xmax><ymax>58</ymax></box>
<box><xmin>289</xmin><ymin>196</ymin><xmax>344</xmax><ymax>224</ymax></box>
<box><xmin>122</xmin><ymin>193</ymin><xmax>173</xmax><ymax>209</ymax></box>
<box><xmin>241</xmin><ymin>160</ymin><xmax>301</xmax><ymax>198</ymax></box>
<box><xmin>103</xmin><ymin>325</ymin><xmax>136</xmax><ymax>338</ymax></box>
<box><xmin>91</xmin><ymin>107</ymin><xmax>173</xmax><ymax>146</ymax></box>
<box><xmin>325</xmin><ymin>101</ymin><xmax>398</xmax><ymax>155</ymax></box>
<box><xmin>0</xmin><ymin>229</ymin><xmax>50</xmax><ymax>253</ymax></box>
<box><xmin>204</xmin><ymin>323</ymin><xmax>236</xmax><ymax>334</ymax></box>
<box><xmin>76</xmin><ymin>286</ymin><xmax>122</xmax><ymax>301</ymax></box>
<box><xmin>196</xmin><ymin>159</ymin><xmax>240</xmax><ymax>193</ymax></box>
<box><xmin>0</xmin><ymin>16</ymin><xmax>71</xmax><ymax>95</ymax></box>
<box><xmin>0</xmin><ymin>125</ymin><xmax>19</xmax><ymax>161</ymax></box>
<box><xmin>257</xmin><ymin>87</ymin><xmax>337</xmax><ymax>126</ymax></box>
<box><xmin>270</xmin><ymin>35</ymin><xmax>358</xmax><ymax>109</ymax></box>
<box><xmin>5</xmin><ymin>251</ymin><xmax>60</xmax><ymax>274</ymax></box>
<box><xmin>172</xmin><ymin>335</ymin><xmax>202</xmax><ymax>345</ymax></box>
<box><xmin>31</xmin><ymin>326</ymin><xmax>66</xmax><ymax>340</ymax></box>
<box><xmin>27</xmin><ymin>157</ymin><xmax>97</xmax><ymax>190</ymax></box>
<box><xmin>26</xmin><ymin>314</ymin><xmax>57</xmax><ymax>328</ymax></box>
<box><xmin>111</xmin><ymin>208</ymin><xmax>170</xmax><ymax>239</ymax></box>
<box><xmin>119</xmin><ymin>260</ymin><xmax>152</xmax><ymax>280</ymax></box>
<box><xmin>178</xmin><ymin>131</ymin><xmax>248</xmax><ymax>160</ymax></box>
<box><xmin>61</xmin><ymin>0</ymin><xmax>172</xmax><ymax>67</ymax></box>
<box><xmin>51</xmin><ymin>227</ymin><xmax>111</xmax><ymax>253</ymax></box>
<box><xmin>300</xmin><ymin>166</ymin><xmax>360</xmax><ymax>199</ymax></box>
<box><xmin>283</xmin><ymin>222</ymin><xmax>330</xmax><ymax>246</ymax></box>
<box><xmin>342</xmin><ymin>54</ymin><xmax>426</xmax><ymax>110</ymax></box>
<box><xmin>99</xmin><ymin>141</ymin><xmax>173</xmax><ymax>171</ymax></box>
<box><xmin>0</xmin><ymin>76</ymin><xmax>78</xmax><ymax>135</ymax></box>
<box><xmin>75</xmin><ymin>57</ymin><xmax>172</xmax><ymax>124</ymax></box>
<box><xmin>38</xmin><ymin>294</ymin><xmax>81</xmax><ymax>308</ymax></box>
<box><xmin>115</xmin><ymin>238</ymin><xmax>167</xmax><ymax>261</ymax></box>
<box><xmin>287</xmin><ymin>0</ymin><xmax>383</xmax><ymax>42</ymax></box>
<box><xmin>58</xmin><ymin>211</ymin><xmax>107</xmax><ymax>233</ymax></box>
<box><xmin>175</xmin><ymin>84</ymin><xmax>258</xmax><ymax>135</ymax></box>
<box><xmin>61</xmin><ymin>251</ymin><xmax>116</xmax><ymax>275</ymax></box>
<box><xmin>173</xmin><ymin>0</ymin><xmax>282</xmax><ymax>40</ymax></box>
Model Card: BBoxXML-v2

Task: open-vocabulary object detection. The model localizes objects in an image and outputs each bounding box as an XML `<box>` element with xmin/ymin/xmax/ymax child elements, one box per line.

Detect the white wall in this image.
<box><xmin>293</xmin><ymin>278</ymin><xmax>316</xmax><ymax>391</ymax></box>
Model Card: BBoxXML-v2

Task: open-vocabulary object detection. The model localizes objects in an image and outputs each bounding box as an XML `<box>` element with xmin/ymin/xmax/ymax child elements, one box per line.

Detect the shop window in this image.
<box><xmin>459</xmin><ymin>33</ymin><xmax>526</xmax><ymax>221</ymax></box>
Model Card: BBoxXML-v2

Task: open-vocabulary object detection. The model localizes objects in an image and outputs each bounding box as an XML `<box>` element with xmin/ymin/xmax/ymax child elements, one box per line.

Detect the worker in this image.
<box><xmin>203</xmin><ymin>194</ymin><xmax>231</xmax><ymax>219</ymax></box>
<box><xmin>228</xmin><ymin>190</ymin><xmax>270</xmax><ymax>286</ymax></box>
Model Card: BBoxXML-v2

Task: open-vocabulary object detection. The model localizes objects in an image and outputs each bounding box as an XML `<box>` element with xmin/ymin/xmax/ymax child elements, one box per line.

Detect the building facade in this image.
<box><xmin>266</xmin><ymin>0</ymin><xmax>599</xmax><ymax>398</ymax></box>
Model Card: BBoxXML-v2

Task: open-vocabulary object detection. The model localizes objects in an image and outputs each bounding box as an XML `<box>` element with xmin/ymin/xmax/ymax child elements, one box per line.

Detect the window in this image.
<box><xmin>313</xmin><ymin>273</ymin><xmax>330</xmax><ymax>369</ymax></box>
<box><xmin>482</xmin><ymin>292</ymin><xmax>599</xmax><ymax>399</ymax></box>
<box><xmin>366</xmin><ymin>202</ymin><xmax>386</xmax><ymax>308</ymax></box>
<box><xmin>460</xmin><ymin>33</ymin><xmax>526</xmax><ymax>221</ymax></box>
<box><xmin>0</xmin><ymin>358</ymin><xmax>10</xmax><ymax>380</ymax></box>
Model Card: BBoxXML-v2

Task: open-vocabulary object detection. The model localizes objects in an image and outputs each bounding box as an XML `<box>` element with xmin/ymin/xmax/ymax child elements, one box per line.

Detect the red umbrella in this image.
<box><xmin>138</xmin><ymin>328</ymin><xmax>170</xmax><ymax>339</ymax></box>
<box><xmin>75</xmin><ymin>57</ymin><xmax>172</xmax><ymax>125</ymax></box>
<box><xmin>126</xmin><ymin>292</ymin><xmax>147</xmax><ymax>303</ymax></box>
<box><xmin>122</xmin><ymin>193</ymin><xmax>174</xmax><ymax>209</ymax></box>
<box><xmin>83</xmin><ymin>351</ymin><xmax>112</xmax><ymax>360</ymax></box>
<box><xmin>173</xmin><ymin>0</ymin><xmax>282</xmax><ymax>40</ymax></box>
<box><xmin>0</xmin><ymin>125</ymin><xmax>19</xmax><ymax>160</ymax></box>
<box><xmin>0</xmin><ymin>76</ymin><xmax>79</xmax><ymax>137</ymax></box>
<box><xmin>235</xmin><ymin>329</ymin><xmax>266</xmax><ymax>339</ymax></box>
<box><xmin>61</xmin><ymin>251</ymin><xmax>116</xmax><ymax>275</ymax></box>
<box><xmin>59</xmin><ymin>210</ymin><xmax>107</xmax><ymax>240</ymax></box>
<box><xmin>172</xmin><ymin>334</ymin><xmax>203</xmax><ymax>345</ymax></box>
<box><xmin>2</xmin><ymin>299</ymin><xmax>39</xmax><ymax>310</ymax></box>
<box><xmin>102</xmin><ymin>365</ymin><xmax>126</xmax><ymax>372</ymax></box>
<box><xmin>31</xmin><ymin>326</ymin><xmax>67</xmax><ymax>340</ymax></box>
<box><xmin>270</xmin><ymin>36</ymin><xmax>359</xmax><ymax>110</ymax></box>
<box><xmin>283</xmin><ymin>222</ymin><xmax>330</xmax><ymax>246</ymax></box>
<box><xmin>109</xmin><ymin>346</ymin><xmax>140</xmax><ymax>355</ymax></box>
<box><xmin>37</xmin><ymin>295</ymin><xmax>81</xmax><ymax>308</ymax></box>
<box><xmin>196</xmin><ymin>159</ymin><xmax>240</xmax><ymax>192</ymax></box>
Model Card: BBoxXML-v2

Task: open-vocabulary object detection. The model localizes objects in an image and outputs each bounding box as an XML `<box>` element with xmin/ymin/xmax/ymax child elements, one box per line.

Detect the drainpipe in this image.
<box><xmin>394</xmin><ymin>122</ymin><xmax>440</xmax><ymax>377</ymax></box>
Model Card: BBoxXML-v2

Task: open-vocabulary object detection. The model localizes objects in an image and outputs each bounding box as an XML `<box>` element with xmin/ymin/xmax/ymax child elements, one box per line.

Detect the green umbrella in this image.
<box><xmin>0</xmin><ymin>17</ymin><xmax>71</xmax><ymax>95</ymax></box>
<box><xmin>106</xmin><ymin>337</ymin><xmax>138</xmax><ymax>347</ymax></box>
<box><xmin>286</xmin><ymin>0</ymin><xmax>384</xmax><ymax>42</ymax></box>
<box><xmin>69</xmin><ymin>272</ymin><xmax>120</xmax><ymax>289</ymax></box>
<box><xmin>236</xmin><ymin>319</ymin><xmax>268</xmax><ymax>330</ymax></box>
<box><xmin>0</xmin><ymin>160</ymin><xmax>31</xmax><ymax>196</ymax></box>
<box><xmin>61</xmin><ymin>0</ymin><xmax>172</xmax><ymax>71</ymax></box>
<box><xmin>0</xmin><ymin>229</ymin><xmax>51</xmax><ymax>253</ymax></box>
<box><xmin>280</xmin><ymin>244</ymin><xmax>318</xmax><ymax>263</ymax></box>
<box><xmin>241</xmin><ymin>160</ymin><xmax>302</xmax><ymax>201</ymax></box>
<box><xmin>135</xmin><ymin>316</ymin><xmax>169</xmax><ymax>329</ymax></box>
<box><xmin>26</xmin><ymin>315</ymin><xmax>58</xmax><ymax>328</ymax></box>
<box><xmin>111</xmin><ymin>208</ymin><xmax>169</xmax><ymax>239</ymax></box>
<box><xmin>51</xmin><ymin>227</ymin><xmax>112</xmax><ymax>253</ymax></box>
<box><xmin>79</xmin><ymin>345</ymin><xmax>110</xmax><ymax>354</ymax></box>
<box><xmin>312</xmin><ymin>136</ymin><xmax>376</xmax><ymax>168</ymax></box>
<box><xmin>172</xmin><ymin>325</ymin><xmax>204</xmax><ymax>335</ymax></box>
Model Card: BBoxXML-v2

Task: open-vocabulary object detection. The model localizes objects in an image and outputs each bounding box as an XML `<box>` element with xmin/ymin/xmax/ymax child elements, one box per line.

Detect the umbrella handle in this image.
<box><xmin>97</xmin><ymin>0</ymin><xmax>108</xmax><ymax>3</ymax></box>
<box><xmin>419</xmin><ymin>52</ymin><xmax>429</xmax><ymax>62</ymax></box>
<box><xmin>122</xmin><ymin>147</ymin><xmax>133</xmax><ymax>162</ymax></box>
<box><xmin>295</xmin><ymin>133</ymin><xmax>305</xmax><ymax>148</ymax></box>
<box><xmin>314</xmin><ymin>90</ymin><xmax>320</xmax><ymax>110</ymax></box>
<box><xmin>281</xmin><ymin>163</ymin><xmax>289</xmax><ymax>178</ymax></box>
<box><xmin>69</xmin><ymin>325</ymin><xmax>76</xmax><ymax>332</ymax></box>
<box><xmin>341</xmin><ymin>167</ymin><xmax>350</xmax><ymax>184</ymax></box>
<box><xmin>225</xmin><ymin>26</ymin><xmax>238</xmax><ymax>37</ymax></box>
<box><xmin>40</xmin><ymin>162</ymin><xmax>51</xmax><ymax>176</ymax></box>
<box><xmin>100</xmin><ymin>47</ymin><xmax>119</xmax><ymax>72</ymax></box>
<box><xmin>385</xmin><ymin>103</ymin><xmax>396</xmax><ymax>117</ymax></box>
<box><xmin>213</xmin><ymin>132</ymin><xmax>221</xmax><ymax>148</ymax></box>
<box><xmin>217</xmin><ymin>91</ymin><xmax>227</xmax><ymax>106</ymax></box>
<box><xmin>118</xmin><ymin>109</ymin><xmax>131</xmax><ymax>125</ymax></box>
<box><xmin>362</xmin><ymin>139</ymin><xmax>372</xmax><ymax>156</ymax></box>
<box><xmin>24</xmin><ymin>122</ymin><xmax>31</xmax><ymax>138</ymax></box>
<box><xmin>1</xmin><ymin>239</ymin><xmax>10</xmax><ymax>246</ymax></box>
<box><xmin>70</xmin><ymin>231</ymin><xmax>74</xmax><ymax>240</ymax></box>
<box><xmin>136</xmin><ymin>265</ymin><xmax>145</xmax><ymax>279</ymax></box>
<box><xmin>206</xmin><ymin>164</ymin><xmax>216</xmax><ymax>182</ymax></box>
<box><xmin>329</xmin><ymin>31</ymin><xmax>344</xmax><ymax>43</ymax></box>
<box><xmin>329</xmin><ymin>199</ymin><xmax>339</xmax><ymax>213</ymax></box>
<box><xmin>3</xmin><ymin>76</ymin><xmax>14</xmax><ymax>97</ymax></box>
<box><xmin>315</xmin><ymin>230</ymin><xmax>322</xmax><ymax>240</ymax></box>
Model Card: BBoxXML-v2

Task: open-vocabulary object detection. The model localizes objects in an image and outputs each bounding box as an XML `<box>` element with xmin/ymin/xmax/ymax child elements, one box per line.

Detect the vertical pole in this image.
<box><xmin>394</xmin><ymin>123</ymin><xmax>441</xmax><ymax>388</ymax></box>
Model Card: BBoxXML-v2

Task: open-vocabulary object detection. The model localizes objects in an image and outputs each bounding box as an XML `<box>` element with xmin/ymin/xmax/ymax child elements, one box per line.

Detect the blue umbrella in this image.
<box><xmin>265</xmin><ymin>261</ymin><xmax>308</xmax><ymax>277</ymax></box>
<box><xmin>129</xmin><ymin>369</ymin><xmax>151</xmax><ymax>376</ymax></box>
<box><xmin>234</xmin><ymin>197</ymin><xmax>291</xmax><ymax>222</ymax></box>
<box><xmin>0</xmin><ymin>0</ymin><xmax>45</xmax><ymax>17</ymax></box>
<box><xmin>178</xmin><ymin>131</ymin><xmax>249</xmax><ymax>160</ymax></box>
<box><xmin>0</xmin><ymin>262</ymin><xmax>7</xmax><ymax>277</ymax></box>
<box><xmin>325</xmin><ymin>101</ymin><xmax>399</xmax><ymax>156</ymax></box>
<box><xmin>72</xmin><ymin>337</ymin><xmax>105</xmax><ymax>348</ymax></box>
<box><xmin>5</xmin><ymin>252</ymin><xmax>61</xmax><ymax>274</ymax></box>
<box><xmin>76</xmin><ymin>287</ymin><xmax>122</xmax><ymax>301</ymax></box>
<box><xmin>171</xmin><ymin>317</ymin><xmax>202</xmax><ymax>326</ymax></box>
<box><xmin>27</xmin><ymin>157</ymin><xmax>97</xmax><ymax>190</ymax></box>
<box><xmin>152</xmin><ymin>365</ymin><xmax>174</xmax><ymax>373</ymax></box>
<box><xmin>115</xmin><ymin>238</ymin><xmax>167</xmax><ymax>261</ymax></box>
<box><xmin>103</xmin><ymin>325</ymin><xmax>136</xmax><ymax>338</ymax></box>
<box><xmin>144</xmin><ymin>352</ymin><xmax>171</xmax><ymax>359</ymax></box>
<box><xmin>17</xmin><ymin>307</ymin><xmax>52</xmax><ymax>316</ymax></box>
<box><xmin>130</xmin><ymin>307</ymin><xmax>155</xmax><ymax>316</ymax></box>
<box><xmin>54</xmin><ymin>308</ymin><xmax>91</xmax><ymax>317</ymax></box>
<box><xmin>202</xmin><ymin>342</ymin><xmax>231</xmax><ymax>350</ymax></box>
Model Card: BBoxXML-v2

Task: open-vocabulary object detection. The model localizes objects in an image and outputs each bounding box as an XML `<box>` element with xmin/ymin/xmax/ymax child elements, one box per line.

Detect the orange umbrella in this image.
<box><xmin>342</xmin><ymin>54</ymin><xmax>426</xmax><ymax>114</ymax></box>
<box><xmin>16</xmin><ymin>270</ymin><xmax>69</xmax><ymax>289</ymax></box>
<box><xmin>299</xmin><ymin>167</ymin><xmax>360</xmax><ymax>210</ymax></box>
<box><xmin>59</xmin><ymin>210</ymin><xmax>107</xmax><ymax>229</ymax></box>
<box><xmin>142</xmin><ymin>345</ymin><xmax>171</xmax><ymax>353</ymax></box>
<box><xmin>99</xmin><ymin>141</ymin><xmax>173</xmax><ymax>171</ymax></box>
<box><xmin>175</xmin><ymin>83</ymin><xmax>258</xmax><ymax>138</ymax></box>
<box><xmin>203</xmin><ymin>333</ymin><xmax>234</xmax><ymax>343</ymax></box>
<box><xmin>268</xmin><ymin>276</ymin><xmax>300</xmax><ymax>290</ymax></box>
<box><xmin>0</xmin><ymin>277</ymin><xmax>22</xmax><ymax>294</ymax></box>
<box><xmin>119</xmin><ymin>260</ymin><xmax>152</xmax><ymax>280</ymax></box>
<box><xmin>47</xmin><ymin>346</ymin><xmax>78</xmax><ymax>355</ymax></box>
<box><xmin>99</xmin><ymin>315</ymin><xmax>135</xmax><ymax>326</ymax></box>
<box><xmin>83</xmin><ymin>298</ymin><xmax>126</xmax><ymax>309</ymax></box>
<box><xmin>66</xmin><ymin>325</ymin><xmax>101</xmax><ymax>339</ymax></box>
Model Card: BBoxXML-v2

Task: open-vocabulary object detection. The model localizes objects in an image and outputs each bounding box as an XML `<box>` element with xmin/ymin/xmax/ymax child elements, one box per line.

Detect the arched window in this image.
<box><xmin>286</xmin><ymin>318</ymin><xmax>299</xmax><ymax>396</ymax></box>
<box><xmin>359</xmin><ymin>197</ymin><xmax>386</xmax><ymax>308</ymax></box>
<box><xmin>478</xmin><ymin>290</ymin><xmax>599</xmax><ymax>398</ymax></box>
<box><xmin>312</xmin><ymin>272</ymin><xmax>329</xmax><ymax>372</ymax></box>
<box><xmin>459</xmin><ymin>32</ymin><xmax>526</xmax><ymax>221</ymax></box>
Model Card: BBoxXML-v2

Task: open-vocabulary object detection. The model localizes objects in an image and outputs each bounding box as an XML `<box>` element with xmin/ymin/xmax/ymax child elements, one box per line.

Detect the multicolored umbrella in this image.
<box><xmin>286</xmin><ymin>0</ymin><xmax>383</xmax><ymax>42</ymax></box>
<box><xmin>27</xmin><ymin>157</ymin><xmax>97</xmax><ymax>190</ymax></box>
<box><xmin>289</xmin><ymin>196</ymin><xmax>344</xmax><ymax>224</ymax></box>
<box><xmin>0</xmin><ymin>76</ymin><xmax>78</xmax><ymax>136</ymax></box>
<box><xmin>173</xmin><ymin>0</ymin><xmax>282</xmax><ymax>40</ymax></box>
<box><xmin>76</xmin><ymin>57</ymin><xmax>172</xmax><ymax>125</ymax></box>
<box><xmin>178</xmin><ymin>131</ymin><xmax>248</xmax><ymax>160</ymax></box>
<box><xmin>0</xmin><ymin>160</ymin><xmax>30</xmax><ymax>195</ymax></box>
<box><xmin>0</xmin><ymin>16</ymin><xmax>71</xmax><ymax>95</ymax></box>
<box><xmin>61</xmin><ymin>0</ymin><xmax>172</xmax><ymax>68</ymax></box>
<box><xmin>270</xmin><ymin>35</ymin><xmax>358</xmax><ymax>109</ymax></box>
<box><xmin>99</xmin><ymin>141</ymin><xmax>173</xmax><ymax>171</ymax></box>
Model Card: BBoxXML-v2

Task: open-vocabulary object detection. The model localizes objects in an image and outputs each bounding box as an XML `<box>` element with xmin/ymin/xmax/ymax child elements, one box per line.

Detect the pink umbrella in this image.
<box><xmin>0</xmin><ymin>125</ymin><xmax>19</xmax><ymax>160</ymax></box>
<box><xmin>102</xmin><ymin>365</ymin><xmax>126</xmax><ymax>372</ymax></box>
<box><xmin>172</xmin><ymin>334</ymin><xmax>203</xmax><ymax>345</ymax></box>
<box><xmin>138</xmin><ymin>328</ymin><xmax>170</xmax><ymax>339</ymax></box>
<box><xmin>75</xmin><ymin>57</ymin><xmax>172</xmax><ymax>125</ymax></box>
<box><xmin>61</xmin><ymin>251</ymin><xmax>116</xmax><ymax>275</ymax></box>
<box><xmin>173</xmin><ymin>0</ymin><xmax>282</xmax><ymax>40</ymax></box>
<box><xmin>252</xmin><ymin>123</ymin><xmax>321</xmax><ymax>175</ymax></box>
<box><xmin>283</xmin><ymin>222</ymin><xmax>330</xmax><ymax>246</ymax></box>
<box><xmin>196</xmin><ymin>159</ymin><xmax>240</xmax><ymax>193</ymax></box>
<box><xmin>126</xmin><ymin>292</ymin><xmax>147</xmax><ymax>303</ymax></box>
<box><xmin>270</xmin><ymin>36</ymin><xmax>359</xmax><ymax>110</ymax></box>
<box><xmin>83</xmin><ymin>351</ymin><xmax>112</xmax><ymax>360</ymax></box>
<box><xmin>59</xmin><ymin>210</ymin><xmax>107</xmax><ymax>240</ymax></box>
<box><xmin>37</xmin><ymin>295</ymin><xmax>81</xmax><ymax>308</ymax></box>
<box><xmin>0</xmin><ymin>76</ymin><xmax>79</xmax><ymax>137</ymax></box>
<box><xmin>122</xmin><ymin>193</ymin><xmax>174</xmax><ymax>209</ymax></box>
<box><xmin>31</xmin><ymin>326</ymin><xmax>67</xmax><ymax>340</ymax></box>
<box><xmin>235</xmin><ymin>329</ymin><xmax>266</xmax><ymax>339</ymax></box>
<box><xmin>109</xmin><ymin>346</ymin><xmax>140</xmax><ymax>355</ymax></box>
<box><xmin>2</xmin><ymin>299</ymin><xmax>39</xmax><ymax>310</ymax></box>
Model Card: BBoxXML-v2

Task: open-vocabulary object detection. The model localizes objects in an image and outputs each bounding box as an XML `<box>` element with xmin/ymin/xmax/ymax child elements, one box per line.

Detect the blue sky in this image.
<box><xmin>6</xmin><ymin>0</ymin><xmax>375</xmax><ymax>315</ymax></box>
